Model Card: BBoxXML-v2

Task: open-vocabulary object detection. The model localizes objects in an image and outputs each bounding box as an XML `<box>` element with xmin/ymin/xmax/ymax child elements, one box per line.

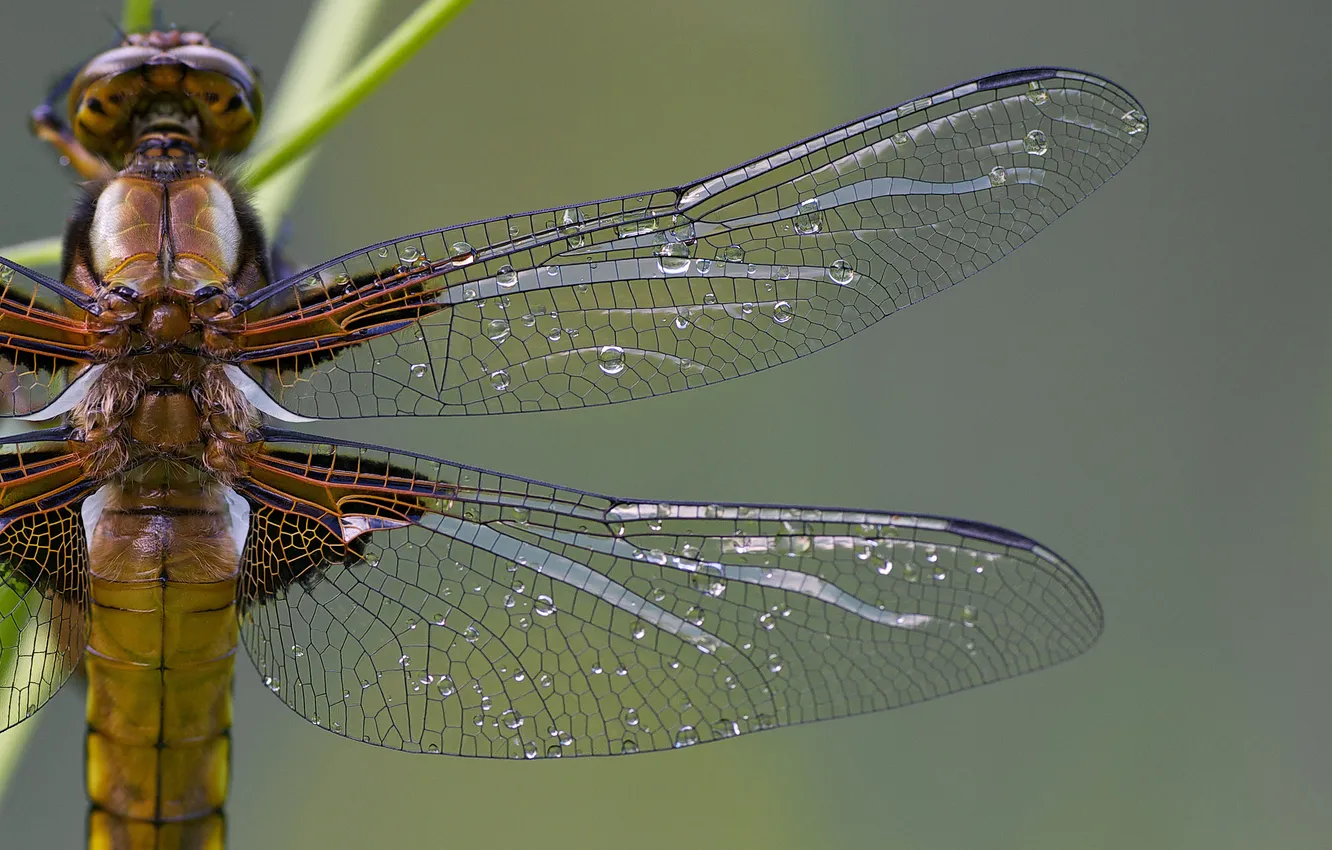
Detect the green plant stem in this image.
<box><xmin>0</xmin><ymin>719</ymin><xmax>33</xmax><ymax>803</ymax></box>
<box><xmin>239</xmin><ymin>0</ymin><xmax>473</xmax><ymax>190</ymax></box>
<box><xmin>251</xmin><ymin>0</ymin><xmax>385</xmax><ymax>236</ymax></box>
<box><xmin>121</xmin><ymin>0</ymin><xmax>155</xmax><ymax>34</ymax></box>
<box><xmin>0</xmin><ymin>237</ymin><xmax>62</xmax><ymax>269</ymax></box>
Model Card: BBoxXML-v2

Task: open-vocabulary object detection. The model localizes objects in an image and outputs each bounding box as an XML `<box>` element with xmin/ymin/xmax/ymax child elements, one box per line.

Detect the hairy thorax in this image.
<box><xmin>62</xmin><ymin>139</ymin><xmax>269</xmax><ymax>481</ymax></box>
<box><xmin>69</xmin><ymin>353</ymin><xmax>256</xmax><ymax>481</ymax></box>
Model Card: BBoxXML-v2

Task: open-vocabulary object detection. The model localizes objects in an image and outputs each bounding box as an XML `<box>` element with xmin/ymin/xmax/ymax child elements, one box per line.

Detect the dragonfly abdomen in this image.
<box><xmin>81</xmin><ymin>465</ymin><xmax>247</xmax><ymax>849</ymax></box>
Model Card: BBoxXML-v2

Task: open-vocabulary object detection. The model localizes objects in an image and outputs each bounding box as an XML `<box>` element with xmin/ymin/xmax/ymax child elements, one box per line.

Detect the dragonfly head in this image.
<box><xmin>67</xmin><ymin>30</ymin><xmax>263</xmax><ymax>167</ymax></box>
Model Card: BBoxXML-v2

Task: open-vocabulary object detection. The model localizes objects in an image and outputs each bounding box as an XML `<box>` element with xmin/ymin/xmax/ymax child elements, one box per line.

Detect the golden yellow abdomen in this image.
<box><xmin>82</xmin><ymin>465</ymin><xmax>245</xmax><ymax>849</ymax></box>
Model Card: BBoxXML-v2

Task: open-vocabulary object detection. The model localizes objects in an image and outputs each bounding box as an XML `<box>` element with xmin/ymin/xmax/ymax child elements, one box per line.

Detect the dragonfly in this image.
<box><xmin>0</xmin><ymin>25</ymin><xmax>1147</xmax><ymax>850</ymax></box>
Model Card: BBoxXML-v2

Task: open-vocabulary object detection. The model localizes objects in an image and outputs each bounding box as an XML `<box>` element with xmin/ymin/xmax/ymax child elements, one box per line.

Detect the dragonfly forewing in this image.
<box><xmin>234</xmin><ymin>67</ymin><xmax>1147</xmax><ymax>420</ymax></box>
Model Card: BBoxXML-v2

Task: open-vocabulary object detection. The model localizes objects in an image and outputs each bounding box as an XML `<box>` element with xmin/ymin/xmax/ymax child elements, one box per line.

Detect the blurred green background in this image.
<box><xmin>1</xmin><ymin>0</ymin><xmax>1328</xmax><ymax>847</ymax></box>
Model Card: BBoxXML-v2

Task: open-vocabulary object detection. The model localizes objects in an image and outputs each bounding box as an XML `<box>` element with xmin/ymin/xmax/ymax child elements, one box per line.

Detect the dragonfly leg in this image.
<box><xmin>30</xmin><ymin>103</ymin><xmax>116</xmax><ymax>181</ymax></box>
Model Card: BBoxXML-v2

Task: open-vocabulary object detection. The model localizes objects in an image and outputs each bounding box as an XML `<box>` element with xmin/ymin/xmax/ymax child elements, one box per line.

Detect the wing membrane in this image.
<box><xmin>234</xmin><ymin>67</ymin><xmax>1147</xmax><ymax>419</ymax></box>
<box><xmin>0</xmin><ymin>430</ymin><xmax>94</xmax><ymax>732</ymax></box>
<box><xmin>238</xmin><ymin>432</ymin><xmax>1100</xmax><ymax>757</ymax></box>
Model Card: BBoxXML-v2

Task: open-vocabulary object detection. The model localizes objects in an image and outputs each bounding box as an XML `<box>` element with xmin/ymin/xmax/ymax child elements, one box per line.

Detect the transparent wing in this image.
<box><xmin>233</xmin><ymin>67</ymin><xmax>1148</xmax><ymax>419</ymax></box>
<box><xmin>0</xmin><ymin>432</ymin><xmax>93</xmax><ymax>731</ymax></box>
<box><xmin>238</xmin><ymin>432</ymin><xmax>1100</xmax><ymax>757</ymax></box>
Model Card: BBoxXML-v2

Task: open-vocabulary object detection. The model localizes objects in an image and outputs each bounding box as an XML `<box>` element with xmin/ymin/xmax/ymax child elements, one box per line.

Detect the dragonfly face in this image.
<box><xmin>0</xmin><ymin>25</ymin><xmax>1146</xmax><ymax>850</ymax></box>
<box><xmin>63</xmin><ymin>29</ymin><xmax>261</xmax><ymax>166</ymax></box>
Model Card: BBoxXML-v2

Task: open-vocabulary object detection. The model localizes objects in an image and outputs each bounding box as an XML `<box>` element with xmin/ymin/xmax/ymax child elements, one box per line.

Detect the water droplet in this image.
<box><xmin>524</xmin><ymin>741</ymin><xmax>539</xmax><ymax>758</ymax></box>
<box><xmin>615</xmin><ymin>218</ymin><xmax>656</xmax><ymax>237</ymax></box>
<box><xmin>1026</xmin><ymin>82</ymin><xmax>1049</xmax><ymax>106</ymax></box>
<box><xmin>827</xmin><ymin>259</ymin><xmax>855</xmax><ymax>285</ymax></box>
<box><xmin>674</xmin><ymin>726</ymin><xmax>700</xmax><ymax>748</ymax></box>
<box><xmin>702</xmin><ymin>292</ymin><xmax>717</xmax><ymax>305</ymax></box>
<box><xmin>772</xmin><ymin>300</ymin><xmax>794</xmax><ymax>324</ymax></box>
<box><xmin>410</xmin><ymin>363</ymin><xmax>428</xmax><ymax>378</ymax></box>
<box><xmin>695</xmin><ymin>258</ymin><xmax>713</xmax><ymax>275</ymax></box>
<box><xmin>490</xmin><ymin>370</ymin><xmax>511</xmax><ymax>392</ymax></box>
<box><xmin>428</xmin><ymin>742</ymin><xmax>440</xmax><ymax>753</ymax></box>
<box><xmin>719</xmin><ymin>244</ymin><xmax>743</xmax><ymax>263</ymax></box>
<box><xmin>631</xmin><ymin>623</ymin><xmax>647</xmax><ymax>640</ymax></box>
<box><xmin>988</xmin><ymin>165</ymin><xmax>1007</xmax><ymax>186</ymax></box>
<box><xmin>793</xmin><ymin>198</ymin><xmax>823</xmax><ymax>235</ymax></box>
<box><xmin>486</xmin><ymin>318</ymin><xmax>511</xmax><ymax>343</ymax></box>
<box><xmin>620</xmin><ymin>738</ymin><xmax>639</xmax><ymax>754</ymax></box>
<box><xmin>534</xmin><ymin>594</ymin><xmax>556</xmax><ymax>616</ymax></box>
<box><xmin>657</xmin><ymin>242</ymin><xmax>691</xmax><ymax>274</ymax></box>
<box><xmin>496</xmin><ymin>265</ymin><xmax>518</xmax><ymax>288</ymax></box>
<box><xmin>451</xmin><ymin>242</ymin><xmax>475</xmax><ymax>264</ymax></box>
<box><xmin>759</xmin><ymin>612</ymin><xmax>776</xmax><ymax>631</ymax></box>
<box><xmin>508</xmin><ymin>223</ymin><xmax>522</xmax><ymax>237</ymax></box>
<box><xmin>768</xmin><ymin>652</ymin><xmax>783</xmax><ymax>673</ymax></box>
<box><xmin>501</xmin><ymin>709</ymin><xmax>524</xmax><ymax>730</ymax></box>
<box><xmin>400</xmin><ymin>245</ymin><xmax>421</xmax><ymax>264</ymax></box>
<box><xmin>877</xmin><ymin>560</ymin><xmax>893</xmax><ymax>576</ymax></box>
<box><xmin>1023</xmin><ymin>129</ymin><xmax>1049</xmax><ymax>155</ymax></box>
<box><xmin>537</xmin><ymin>672</ymin><xmax>553</xmax><ymax>689</ymax></box>
<box><xmin>597</xmin><ymin>345</ymin><xmax>627</xmax><ymax>376</ymax></box>
<box><xmin>377</xmin><ymin>247</ymin><xmax>390</xmax><ymax>258</ymax></box>
<box><xmin>892</xmin><ymin>131</ymin><xmax>910</xmax><ymax>146</ymax></box>
<box><xmin>623</xmin><ymin>707</ymin><xmax>639</xmax><ymax>726</ymax></box>
<box><xmin>961</xmin><ymin>604</ymin><xmax>979</xmax><ymax>627</ymax></box>
<box><xmin>1122</xmin><ymin>109</ymin><xmax>1148</xmax><ymax>135</ymax></box>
